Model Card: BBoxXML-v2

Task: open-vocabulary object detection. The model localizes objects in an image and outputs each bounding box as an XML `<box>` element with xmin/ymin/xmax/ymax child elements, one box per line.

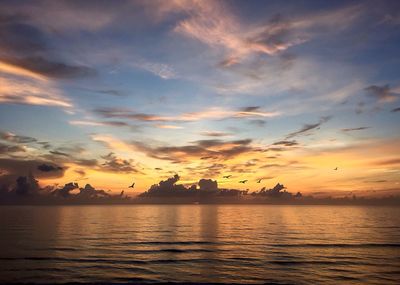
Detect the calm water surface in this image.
<box><xmin>0</xmin><ymin>205</ymin><xmax>399</xmax><ymax>284</ymax></box>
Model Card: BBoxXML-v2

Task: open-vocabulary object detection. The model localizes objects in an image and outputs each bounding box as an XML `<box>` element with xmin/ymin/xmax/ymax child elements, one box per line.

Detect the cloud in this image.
<box><xmin>155</xmin><ymin>124</ymin><xmax>184</xmax><ymax>129</ymax></box>
<box><xmin>100</xmin><ymin>152</ymin><xmax>138</xmax><ymax>173</ymax></box>
<box><xmin>37</xmin><ymin>164</ymin><xmax>63</xmax><ymax>172</ymax></box>
<box><xmin>93</xmin><ymin>106</ymin><xmax>280</xmax><ymax>124</ymax></box>
<box><xmin>286</xmin><ymin>116</ymin><xmax>331</xmax><ymax>139</ymax></box>
<box><xmin>251</xmin><ymin>183</ymin><xmax>302</xmax><ymax>199</ymax></box>
<box><xmin>341</xmin><ymin>127</ymin><xmax>370</xmax><ymax>132</ymax></box>
<box><xmin>139</xmin><ymin>174</ymin><xmax>301</xmax><ymax>201</ymax></box>
<box><xmin>200</xmin><ymin>131</ymin><xmax>232</xmax><ymax>137</ymax></box>
<box><xmin>133</xmin><ymin>60</ymin><xmax>177</xmax><ymax>79</ymax></box>
<box><xmin>0</xmin><ymin>158</ymin><xmax>65</xmax><ymax>179</ymax></box>
<box><xmin>172</xmin><ymin>1</ymin><xmax>362</xmax><ymax>64</ymax></box>
<box><xmin>0</xmin><ymin>62</ymin><xmax>72</xmax><ymax>108</ymax></box>
<box><xmin>4</xmin><ymin>56</ymin><xmax>96</xmax><ymax>79</ymax></box>
<box><xmin>375</xmin><ymin>158</ymin><xmax>400</xmax><ymax>166</ymax></box>
<box><xmin>272</xmin><ymin>140</ymin><xmax>299</xmax><ymax>147</ymax></box>
<box><xmin>0</xmin><ymin>12</ymin><xmax>96</xmax><ymax>78</ymax></box>
<box><xmin>0</xmin><ymin>131</ymin><xmax>37</xmax><ymax>143</ymax></box>
<box><xmin>0</xmin><ymin>142</ymin><xmax>26</xmax><ymax>154</ymax></box>
<box><xmin>365</xmin><ymin>84</ymin><xmax>399</xmax><ymax>103</ymax></box>
<box><xmin>132</xmin><ymin>138</ymin><xmax>257</xmax><ymax>162</ymax></box>
<box><xmin>69</xmin><ymin>120</ymin><xmax>129</xmax><ymax>127</ymax></box>
<box><xmin>52</xmin><ymin>182</ymin><xmax>110</xmax><ymax>199</ymax></box>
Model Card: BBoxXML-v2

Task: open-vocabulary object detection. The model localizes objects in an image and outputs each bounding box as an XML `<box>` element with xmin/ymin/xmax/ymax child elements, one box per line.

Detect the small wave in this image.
<box><xmin>120</xmin><ymin>241</ymin><xmax>217</xmax><ymax>246</ymax></box>
<box><xmin>271</xmin><ymin>243</ymin><xmax>400</xmax><ymax>248</ymax></box>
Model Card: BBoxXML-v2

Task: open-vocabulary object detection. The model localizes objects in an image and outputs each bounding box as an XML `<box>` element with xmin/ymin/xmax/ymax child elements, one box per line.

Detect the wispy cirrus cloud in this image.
<box><xmin>93</xmin><ymin>106</ymin><xmax>280</xmax><ymax>123</ymax></box>
<box><xmin>172</xmin><ymin>1</ymin><xmax>362</xmax><ymax>65</ymax></box>
<box><xmin>69</xmin><ymin>120</ymin><xmax>129</xmax><ymax>127</ymax></box>
<box><xmin>0</xmin><ymin>63</ymin><xmax>72</xmax><ymax>108</ymax></box>
<box><xmin>285</xmin><ymin>116</ymin><xmax>331</xmax><ymax>139</ymax></box>
<box><xmin>341</xmin><ymin>127</ymin><xmax>370</xmax><ymax>132</ymax></box>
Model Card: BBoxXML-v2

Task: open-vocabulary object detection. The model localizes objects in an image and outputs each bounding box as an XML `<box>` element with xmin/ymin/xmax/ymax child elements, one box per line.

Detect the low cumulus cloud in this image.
<box><xmin>0</xmin><ymin>174</ymin><xmax>128</xmax><ymax>204</ymax></box>
<box><xmin>139</xmin><ymin>174</ymin><xmax>305</xmax><ymax>202</ymax></box>
<box><xmin>139</xmin><ymin>174</ymin><xmax>247</xmax><ymax>200</ymax></box>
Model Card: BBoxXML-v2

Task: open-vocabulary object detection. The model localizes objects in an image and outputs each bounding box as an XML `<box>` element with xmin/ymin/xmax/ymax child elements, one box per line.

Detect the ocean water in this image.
<box><xmin>0</xmin><ymin>205</ymin><xmax>399</xmax><ymax>284</ymax></box>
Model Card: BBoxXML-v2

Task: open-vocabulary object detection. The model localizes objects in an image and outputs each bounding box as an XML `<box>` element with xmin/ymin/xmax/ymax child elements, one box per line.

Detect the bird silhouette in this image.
<box><xmin>223</xmin><ymin>175</ymin><xmax>232</xmax><ymax>178</ymax></box>
<box><xmin>239</xmin><ymin>180</ymin><xmax>248</xmax><ymax>184</ymax></box>
<box><xmin>334</xmin><ymin>167</ymin><xmax>338</xmax><ymax>170</ymax></box>
<box><xmin>128</xmin><ymin>182</ymin><xmax>135</xmax><ymax>188</ymax></box>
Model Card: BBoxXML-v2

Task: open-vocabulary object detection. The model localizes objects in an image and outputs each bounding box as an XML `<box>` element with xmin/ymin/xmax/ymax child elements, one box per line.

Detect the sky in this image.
<box><xmin>0</xmin><ymin>0</ymin><xmax>399</xmax><ymax>198</ymax></box>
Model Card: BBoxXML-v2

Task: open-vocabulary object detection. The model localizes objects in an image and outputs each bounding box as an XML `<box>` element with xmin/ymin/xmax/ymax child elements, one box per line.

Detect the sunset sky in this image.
<box><xmin>0</xmin><ymin>0</ymin><xmax>399</xmax><ymax>197</ymax></box>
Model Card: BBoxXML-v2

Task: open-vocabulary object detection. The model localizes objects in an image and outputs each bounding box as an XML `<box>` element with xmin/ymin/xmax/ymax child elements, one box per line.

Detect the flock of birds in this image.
<box><xmin>128</xmin><ymin>168</ymin><xmax>339</xmax><ymax>189</ymax></box>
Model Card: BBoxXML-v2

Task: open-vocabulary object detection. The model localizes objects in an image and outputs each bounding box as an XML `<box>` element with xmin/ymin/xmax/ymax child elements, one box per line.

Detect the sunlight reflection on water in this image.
<box><xmin>1</xmin><ymin>205</ymin><xmax>399</xmax><ymax>284</ymax></box>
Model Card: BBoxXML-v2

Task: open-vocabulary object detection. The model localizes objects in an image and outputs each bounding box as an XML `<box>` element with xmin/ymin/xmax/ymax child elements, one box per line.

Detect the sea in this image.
<box><xmin>0</xmin><ymin>205</ymin><xmax>399</xmax><ymax>284</ymax></box>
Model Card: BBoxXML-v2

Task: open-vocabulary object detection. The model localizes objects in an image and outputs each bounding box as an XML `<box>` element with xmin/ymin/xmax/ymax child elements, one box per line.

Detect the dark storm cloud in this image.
<box><xmin>341</xmin><ymin>127</ymin><xmax>370</xmax><ymax>132</ymax></box>
<box><xmin>285</xmin><ymin>116</ymin><xmax>331</xmax><ymax>139</ymax></box>
<box><xmin>132</xmin><ymin>139</ymin><xmax>256</xmax><ymax>162</ymax></box>
<box><xmin>37</xmin><ymin>163</ymin><xmax>63</xmax><ymax>172</ymax></box>
<box><xmin>100</xmin><ymin>152</ymin><xmax>138</xmax><ymax>173</ymax></box>
<box><xmin>0</xmin><ymin>12</ymin><xmax>96</xmax><ymax>78</ymax></box>
<box><xmin>365</xmin><ymin>85</ymin><xmax>398</xmax><ymax>103</ymax></box>
<box><xmin>391</xmin><ymin>107</ymin><xmax>400</xmax><ymax>112</ymax></box>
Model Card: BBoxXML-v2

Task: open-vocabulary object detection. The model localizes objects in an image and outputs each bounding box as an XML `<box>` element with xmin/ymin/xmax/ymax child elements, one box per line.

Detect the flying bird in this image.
<box><xmin>257</xmin><ymin>179</ymin><xmax>262</xmax><ymax>183</ymax></box>
<box><xmin>223</xmin><ymin>175</ymin><xmax>232</xmax><ymax>178</ymax></box>
<box><xmin>334</xmin><ymin>167</ymin><xmax>338</xmax><ymax>170</ymax></box>
<box><xmin>239</xmin><ymin>180</ymin><xmax>248</xmax><ymax>184</ymax></box>
<box><xmin>128</xmin><ymin>182</ymin><xmax>135</xmax><ymax>188</ymax></box>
